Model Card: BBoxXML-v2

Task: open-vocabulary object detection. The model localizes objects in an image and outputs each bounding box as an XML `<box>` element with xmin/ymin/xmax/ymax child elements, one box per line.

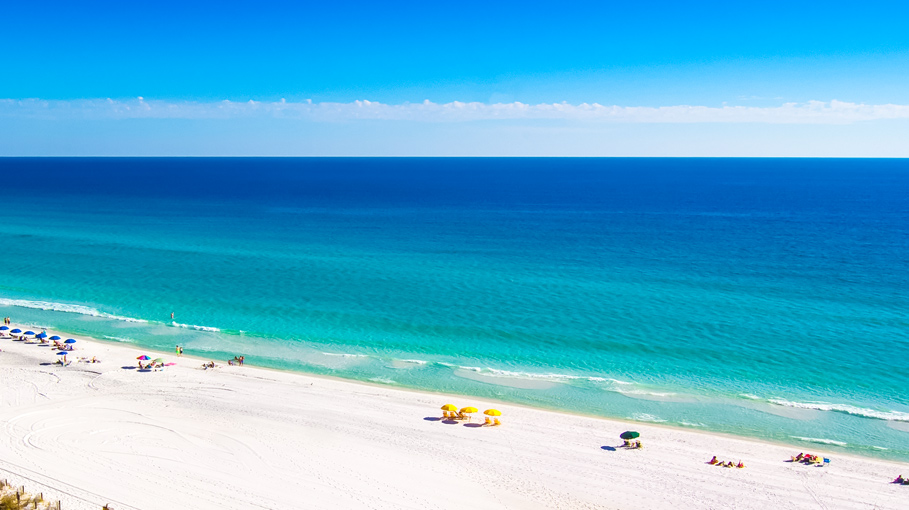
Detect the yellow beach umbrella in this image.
<box><xmin>483</xmin><ymin>409</ymin><xmax>502</xmax><ymax>416</ymax></box>
<box><xmin>441</xmin><ymin>404</ymin><xmax>458</xmax><ymax>412</ymax></box>
<box><xmin>460</xmin><ymin>407</ymin><xmax>478</xmax><ymax>414</ymax></box>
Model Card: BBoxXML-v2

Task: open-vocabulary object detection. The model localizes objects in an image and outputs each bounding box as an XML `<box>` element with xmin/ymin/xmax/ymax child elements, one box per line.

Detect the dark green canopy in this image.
<box><xmin>620</xmin><ymin>431</ymin><xmax>640</xmax><ymax>440</ymax></box>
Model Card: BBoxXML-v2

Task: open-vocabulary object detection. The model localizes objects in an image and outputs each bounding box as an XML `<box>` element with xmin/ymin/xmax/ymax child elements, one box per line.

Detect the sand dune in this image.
<box><xmin>0</xmin><ymin>328</ymin><xmax>906</xmax><ymax>510</ymax></box>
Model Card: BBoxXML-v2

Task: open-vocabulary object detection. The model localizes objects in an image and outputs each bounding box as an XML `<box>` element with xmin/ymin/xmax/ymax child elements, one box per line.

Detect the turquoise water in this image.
<box><xmin>0</xmin><ymin>157</ymin><xmax>907</xmax><ymax>460</ymax></box>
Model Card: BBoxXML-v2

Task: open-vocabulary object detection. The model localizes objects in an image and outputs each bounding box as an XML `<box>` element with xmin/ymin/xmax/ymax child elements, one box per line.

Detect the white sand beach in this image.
<box><xmin>0</xmin><ymin>327</ymin><xmax>906</xmax><ymax>510</ymax></box>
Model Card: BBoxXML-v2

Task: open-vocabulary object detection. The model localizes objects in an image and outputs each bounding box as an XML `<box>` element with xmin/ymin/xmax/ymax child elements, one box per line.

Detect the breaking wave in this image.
<box><xmin>769</xmin><ymin>399</ymin><xmax>909</xmax><ymax>423</ymax></box>
<box><xmin>790</xmin><ymin>436</ymin><xmax>848</xmax><ymax>447</ymax></box>
<box><xmin>171</xmin><ymin>321</ymin><xmax>221</xmax><ymax>332</ymax></box>
<box><xmin>0</xmin><ymin>298</ymin><xmax>148</xmax><ymax>323</ymax></box>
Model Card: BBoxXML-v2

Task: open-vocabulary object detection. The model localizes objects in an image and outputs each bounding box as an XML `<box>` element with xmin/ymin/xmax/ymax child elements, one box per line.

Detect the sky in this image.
<box><xmin>2</xmin><ymin>0</ymin><xmax>909</xmax><ymax>156</ymax></box>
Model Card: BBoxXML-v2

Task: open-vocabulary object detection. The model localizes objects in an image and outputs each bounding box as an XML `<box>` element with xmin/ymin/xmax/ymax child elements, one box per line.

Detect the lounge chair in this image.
<box><xmin>493</xmin><ymin>418</ymin><xmax>501</xmax><ymax>426</ymax></box>
<box><xmin>484</xmin><ymin>417</ymin><xmax>492</xmax><ymax>426</ymax></box>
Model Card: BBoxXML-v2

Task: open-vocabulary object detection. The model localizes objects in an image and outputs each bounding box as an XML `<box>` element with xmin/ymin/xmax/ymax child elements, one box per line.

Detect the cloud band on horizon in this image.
<box><xmin>3</xmin><ymin>98</ymin><xmax>909</xmax><ymax>124</ymax></box>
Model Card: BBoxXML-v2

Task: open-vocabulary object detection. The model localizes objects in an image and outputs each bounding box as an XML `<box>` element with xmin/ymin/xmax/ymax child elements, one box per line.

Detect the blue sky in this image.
<box><xmin>2</xmin><ymin>0</ymin><xmax>909</xmax><ymax>155</ymax></box>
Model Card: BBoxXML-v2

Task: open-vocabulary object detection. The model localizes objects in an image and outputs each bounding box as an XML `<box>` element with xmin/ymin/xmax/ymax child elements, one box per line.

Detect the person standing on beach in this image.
<box><xmin>176</xmin><ymin>345</ymin><xmax>181</xmax><ymax>356</ymax></box>
<box><xmin>178</xmin><ymin>346</ymin><xmax>183</xmax><ymax>356</ymax></box>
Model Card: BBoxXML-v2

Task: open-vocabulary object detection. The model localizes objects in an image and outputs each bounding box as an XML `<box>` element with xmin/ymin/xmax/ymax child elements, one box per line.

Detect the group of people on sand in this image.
<box><xmin>708</xmin><ymin>456</ymin><xmax>745</xmax><ymax>468</ymax></box>
<box><xmin>3</xmin><ymin>317</ymin><xmax>9</xmax><ymax>325</ymax></box>
<box><xmin>790</xmin><ymin>452</ymin><xmax>827</xmax><ymax>465</ymax></box>
<box><xmin>622</xmin><ymin>440</ymin><xmax>643</xmax><ymax>449</ymax></box>
<box><xmin>138</xmin><ymin>360</ymin><xmax>164</xmax><ymax>371</ymax></box>
<box><xmin>893</xmin><ymin>475</ymin><xmax>909</xmax><ymax>485</ymax></box>
<box><xmin>228</xmin><ymin>356</ymin><xmax>245</xmax><ymax>366</ymax></box>
<box><xmin>202</xmin><ymin>361</ymin><xmax>218</xmax><ymax>369</ymax></box>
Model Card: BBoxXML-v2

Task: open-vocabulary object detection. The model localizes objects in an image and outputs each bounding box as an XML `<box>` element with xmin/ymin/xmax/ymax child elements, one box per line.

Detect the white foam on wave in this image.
<box><xmin>0</xmin><ymin>298</ymin><xmax>148</xmax><ymax>323</ymax></box>
<box><xmin>368</xmin><ymin>377</ymin><xmax>397</xmax><ymax>385</ymax></box>
<box><xmin>171</xmin><ymin>321</ymin><xmax>220</xmax><ymax>332</ymax></box>
<box><xmin>618</xmin><ymin>389</ymin><xmax>678</xmax><ymax>398</ymax></box>
<box><xmin>790</xmin><ymin>436</ymin><xmax>848</xmax><ymax>447</ymax></box>
<box><xmin>400</xmin><ymin>359</ymin><xmax>428</xmax><ymax>365</ymax></box>
<box><xmin>322</xmin><ymin>352</ymin><xmax>370</xmax><ymax>358</ymax></box>
<box><xmin>103</xmin><ymin>335</ymin><xmax>135</xmax><ymax>343</ymax></box>
<box><xmin>740</xmin><ymin>393</ymin><xmax>762</xmax><ymax>400</ymax></box>
<box><xmin>631</xmin><ymin>413</ymin><xmax>667</xmax><ymax>423</ymax></box>
<box><xmin>451</xmin><ymin>365</ymin><xmax>624</xmax><ymax>384</ymax></box>
<box><xmin>769</xmin><ymin>398</ymin><xmax>909</xmax><ymax>422</ymax></box>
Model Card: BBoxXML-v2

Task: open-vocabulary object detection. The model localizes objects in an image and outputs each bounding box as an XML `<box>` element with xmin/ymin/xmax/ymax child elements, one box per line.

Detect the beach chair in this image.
<box><xmin>822</xmin><ymin>458</ymin><xmax>830</xmax><ymax>466</ymax></box>
<box><xmin>484</xmin><ymin>417</ymin><xmax>492</xmax><ymax>426</ymax></box>
<box><xmin>493</xmin><ymin>418</ymin><xmax>501</xmax><ymax>426</ymax></box>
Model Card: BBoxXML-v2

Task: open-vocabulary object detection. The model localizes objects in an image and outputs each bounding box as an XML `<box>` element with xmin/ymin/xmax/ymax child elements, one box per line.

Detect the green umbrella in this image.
<box><xmin>153</xmin><ymin>358</ymin><xmax>165</xmax><ymax>363</ymax></box>
<box><xmin>620</xmin><ymin>431</ymin><xmax>640</xmax><ymax>440</ymax></box>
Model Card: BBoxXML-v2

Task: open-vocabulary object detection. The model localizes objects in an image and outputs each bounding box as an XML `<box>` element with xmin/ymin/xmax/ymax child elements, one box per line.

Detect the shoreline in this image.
<box><xmin>3</xmin><ymin>321</ymin><xmax>905</xmax><ymax>464</ymax></box>
<box><xmin>1</xmin><ymin>323</ymin><xmax>908</xmax><ymax>509</ymax></box>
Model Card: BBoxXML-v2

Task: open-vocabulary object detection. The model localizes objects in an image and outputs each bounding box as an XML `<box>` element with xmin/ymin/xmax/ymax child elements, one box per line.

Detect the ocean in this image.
<box><xmin>0</xmin><ymin>157</ymin><xmax>907</xmax><ymax>460</ymax></box>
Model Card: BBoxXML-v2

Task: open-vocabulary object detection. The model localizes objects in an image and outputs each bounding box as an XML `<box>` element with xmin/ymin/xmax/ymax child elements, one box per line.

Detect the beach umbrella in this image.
<box><xmin>23</xmin><ymin>331</ymin><xmax>35</xmax><ymax>336</ymax></box>
<box><xmin>153</xmin><ymin>358</ymin><xmax>165</xmax><ymax>363</ymax></box>
<box><xmin>10</xmin><ymin>328</ymin><xmax>21</xmax><ymax>334</ymax></box>
<box><xmin>484</xmin><ymin>409</ymin><xmax>502</xmax><ymax>416</ymax></box>
<box><xmin>56</xmin><ymin>351</ymin><xmax>69</xmax><ymax>356</ymax></box>
<box><xmin>37</xmin><ymin>332</ymin><xmax>47</xmax><ymax>339</ymax></box>
<box><xmin>0</xmin><ymin>326</ymin><xmax>8</xmax><ymax>331</ymax></box>
<box><xmin>460</xmin><ymin>407</ymin><xmax>478</xmax><ymax>414</ymax></box>
<box><xmin>620</xmin><ymin>431</ymin><xmax>640</xmax><ymax>440</ymax></box>
<box><xmin>50</xmin><ymin>335</ymin><xmax>61</xmax><ymax>340</ymax></box>
<box><xmin>137</xmin><ymin>355</ymin><xmax>151</xmax><ymax>360</ymax></box>
<box><xmin>441</xmin><ymin>404</ymin><xmax>458</xmax><ymax>412</ymax></box>
<box><xmin>64</xmin><ymin>339</ymin><xmax>76</xmax><ymax>344</ymax></box>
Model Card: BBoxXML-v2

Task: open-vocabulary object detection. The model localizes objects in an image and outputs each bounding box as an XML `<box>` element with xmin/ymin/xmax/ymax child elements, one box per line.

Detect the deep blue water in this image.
<box><xmin>0</xmin><ymin>157</ymin><xmax>907</xmax><ymax>459</ymax></box>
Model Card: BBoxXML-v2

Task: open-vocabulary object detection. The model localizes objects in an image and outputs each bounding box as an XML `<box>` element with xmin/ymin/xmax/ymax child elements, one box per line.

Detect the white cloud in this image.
<box><xmin>2</xmin><ymin>98</ymin><xmax>909</xmax><ymax>124</ymax></box>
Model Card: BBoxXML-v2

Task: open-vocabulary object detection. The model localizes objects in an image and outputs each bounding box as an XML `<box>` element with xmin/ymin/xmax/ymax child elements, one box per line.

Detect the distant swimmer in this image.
<box><xmin>170</xmin><ymin>312</ymin><xmax>174</xmax><ymax>319</ymax></box>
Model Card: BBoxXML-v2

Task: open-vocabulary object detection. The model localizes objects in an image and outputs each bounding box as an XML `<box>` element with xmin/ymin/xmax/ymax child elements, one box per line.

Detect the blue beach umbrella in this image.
<box><xmin>64</xmin><ymin>339</ymin><xmax>76</xmax><ymax>344</ymax></box>
<box><xmin>37</xmin><ymin>332</ymin><xmax>47</xmax><ymax>339</ymax></box>
<box><xmin>0</xmin><ymin>326</ymin><xmax>8</xmax><ymax>331</ymax></box>
<box><xmin>24</xmin><ymin>331</ymin><xmax>35</xmax><ymax>336</ymax></box>
<box><xmin>50</xmin><ymin>335</ymin><xmax>61</xmax><ymax>340</ymax></box>
<box><xmin>10</xmin><ymin>329</ymin><xmax>21</xmax><ymax>334</ymax></box>
<box><xmin>56</xmin><ymin>351</ymin><xmax>69</xmax><ymax>356</ymax></box>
